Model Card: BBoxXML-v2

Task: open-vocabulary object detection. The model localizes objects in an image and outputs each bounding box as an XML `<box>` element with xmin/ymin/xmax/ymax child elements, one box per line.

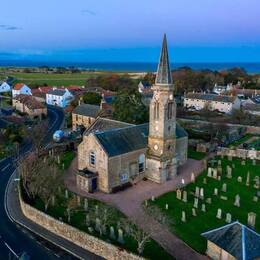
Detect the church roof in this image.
<box><xmin>155</xmin><ymin>34</ymin><xmax>173</xmax><ymax>85</ymax></box>
<box><xmin>201</xmin><ymin>221</ymin><xmax>260</xmax><ymax>260</ymax></box>
<box><xmin>73</xmin><ymin>103</ymin><xmax>100</xmax><ymax>118</ymax></box>
<box><xmin>94</xmin><ymin>123</ymin><xmax>187</xmax><ymax>157</ymax></box>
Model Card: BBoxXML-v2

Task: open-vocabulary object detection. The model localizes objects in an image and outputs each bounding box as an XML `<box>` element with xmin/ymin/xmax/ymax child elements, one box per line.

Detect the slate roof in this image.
<box><xmin>94</xmin><ymin>123</ymin><xmax>187</xmax><ymax>157</ymax></box>
<box><xmin>155</xmin><ymin>34</ymin><xmax>173</xmax><ymax>85</ymax></box>
<box><xmin>201</xmin><ymin>221</ymin><xmax>260</xmax><ymax>260</ymax></box>
<box><xmin>186</xmin><ymin>93</ymin><xmax>237</xmax><ymax>103</ymax></box>
<box><xmin>47</xmin><ymin>89</ymin><xmax>67</xmax><ymax>96</ymax></box>
<box><xmin>14</xmin><ymin>94</ymin><xmax>45</xmax><ymax>109</ymax></box>
<box><xmin>73</xmin><ymin>103</ymin><xmax>100</xmax><ymax>118</ymax></box>
<box><xmin>85</xmin><ymin>117</ymin><xmax>133</xmax><ymax>135</ymax></box>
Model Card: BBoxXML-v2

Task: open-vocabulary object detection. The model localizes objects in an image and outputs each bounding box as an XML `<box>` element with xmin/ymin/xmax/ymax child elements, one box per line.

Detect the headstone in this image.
<box><xmin>228</xmin><ymin>155</ymin><xmax>232</xmax><ymax>161</ymax></box>
<box><xmin>254</xmin><ymin>176</ymin><xmax>260</xmax><ymax>189</ymax></box>
<box><xmin>151</xmin><ymin>196</ymin><xmax>155</xmax><ymax>201</ymax></box>
<box><xmin>84</xmin><ymin>198</ymin><xmax>88</xmax><ymax>211</ymax></box>
<box><xmin>195</xmin><ymin>187</ymin><xmax>200</xmax><ymax>197</ymax></box>
<box><xmin>217</xmin><ymin>166</ymin><xmax>222</xmax><ymax>175</ymax></box>
<box><xmin>95</xmin><ymin>205</ymin><xmax>99</xmax><ymax>215</ymax></box>
<box><xmin>253</xmin><ymin>196</ymin><xmax>258</xmax><ymax>202</ymax></box>
<box><xmin>203</xmin><ymin>178</ymin><xmax>207</xmax><ymax>184</ymax></box>
<box><xmin>252</xmin><ymin>159</ymin><xmax>256</xmax><ymax>166</ymax></box>
<box><xmin>182</xmin><ymin>191</ymin><xmax>187</xmax><ymax>203</ymax></box>
<box><xmin>237</xmin><ymin>176</ymin><xmax>242</xmax><ymax>183</ymax></box>
<box><xmin>220</xmin><ymin>196</ymin><xmax>228</xmax><ymax>201</ymax></box>
<box><xmin>181</xmin><ymin>211</ymin><xmax>186</xmax><ymax>222</ymax></box>
<box><xmin>246</xmin><ymin>171</ymin><xmax>250</xmax><ymax>187</ymax></box>
<box><xmin>201</xmin><ymin>204</ymin><xmax>206</xmax><ymax>212</ymax></box>
<box><xmin>117</xmin><ymin>229</ymin><xmax>124</xmax><ymax>244</ymax></box>
<box><xmin>218</xmin><ymin>160</ymin><xmax>221</xmax><ymax>166</ymax></box>
<box><xmin>213</xmin><ymin>169</ymin><xmax>218</xmax><ymax>179</ymax></box>
<box><xmin>192</xmin><ymin>208</ymin><xmax>197</xmax><ymax>216</ymax></box>
<box><xmin>65</xmin><ymin>189</ymin><xmax>69</xmax><ymax>199</ymax></box>
<box><xmin>85</xmin><ymin>214</ymin><xmax>90</xmax><ymax>226</ymax></box>
<box><xmin>206</xmin><ymin>198</ymin><xmax>212</xmax><ymax>204</ymax></box>
<box><xmin>232</xmin><ymin>163</ymin><xmax>235</xmax><ymax>169</ymax></box>
<box><xmin>193</xmin><ymin>198</ymin><xmax>199</xmax><ymax>209</ymax></box>
<box><xmin>241</xmin><ymin>160</ymin><xmax>246</xmax><ymax>166</ymax></box>
<box><xmin>191</xmin><ymin>172</ymin><xmax>195</xmax><ymax>183</ymax></box>
<box><xmin>234</xmin><ymin>194</ymin><xmax>240</xmax><ymax>207</ymax></box>
<box><xmin>200</xmin><ymin>188</ymin><xmax>204</xmax><ymax>199</ymax></box>
<box><xmin>145</xmin><ymin>200</ymin><xmax>148</xmax><ymax>207</ymax></box>
<box><xmin>217</xmin><ymin>176</ymin><xmax>221</xmax><ymax>181</ymax></box>
<box><xmin>109</xmin><ymin>226</ymin><xmax>116</xmax><ymax>240</ymax></box>
<box><xmin>176</xmin><ymin>189</ymin><xmax>182</xmax><ymax>200</ymax></box>
<box><xmin>225</xmin><ymin>213</ymin><xmax>232</xmax><ymax>223</ymax></box>
<box><xmin>216</xmin><ymin>208</ymin><xmax>222</xmax><ymax>219</ymax></box>
<box><xmin>222</xmin><ymin>183</ymin><xmax>227</xmax><ymax>192</ymax></box>
<box><xmin>88</xmin><ymin>227</ymin><xmax>94</xmax><ymax>233</ymax></box>
<box><xmin>207</xmin><ymin>168</ymin><xmax>212</xmax><ymax>178</ymax></box>
<box><xmin>227</xmin><ymin>166</ymin><xmax>232</xmax><ymax>179</ymax></box>
<box><xmin>214</xmin><ymin>188</ymin><xmax>218</xmax><ymax>196</ymax></box>
<box><xmin>247</xmin><ymin>212</ymin><xmax>256</xmax><ymax>228</ymax></box>
<box><xmin>95</xmin><ymin>218</ymin><xmax>101</xmax><ymax>232</ymax></box>
<box><xmin>165</xmin><ymin>204</ymin><xmax>169</xmax><ymax>210</ymax></box>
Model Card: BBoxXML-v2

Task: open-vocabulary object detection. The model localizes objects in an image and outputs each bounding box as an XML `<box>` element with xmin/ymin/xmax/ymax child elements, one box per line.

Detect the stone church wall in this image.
<box><xmin>176</xmin><ymin>136</ymin><xmax>188</xmax><ymax>165</ymax></box>
<box><xmin>19</xmin><ymin>193</ymin><xmax>143</xmax><ymax>260</ymax></box>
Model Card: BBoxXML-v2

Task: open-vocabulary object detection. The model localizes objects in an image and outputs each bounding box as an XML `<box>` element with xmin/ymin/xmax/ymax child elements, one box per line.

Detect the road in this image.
<box><xmin>0</xmin><ymin>106</ymin><xmax>77</xmax><ymax>259</ymax></box>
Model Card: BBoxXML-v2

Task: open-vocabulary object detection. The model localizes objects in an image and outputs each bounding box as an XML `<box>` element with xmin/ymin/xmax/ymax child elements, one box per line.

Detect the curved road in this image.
<box><xmin>0</xmin><ymin>106</ymin><xmax>75</xmax><ymax>259</ymax></box>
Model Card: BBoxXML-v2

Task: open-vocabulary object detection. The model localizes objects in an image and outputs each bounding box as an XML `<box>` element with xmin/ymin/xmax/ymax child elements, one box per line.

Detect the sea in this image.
<box><xmin>0</xmin><ymin>61</ymin><xmax>260</xmax><ymax>73</ymax></box>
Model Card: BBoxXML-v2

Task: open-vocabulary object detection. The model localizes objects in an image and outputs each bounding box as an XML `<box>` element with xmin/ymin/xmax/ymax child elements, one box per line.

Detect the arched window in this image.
<box><xmin>167</xmin><ymin>102</ymin><xmax>173</xmax><ymax>119</ymax></box>
<box><xmin>89</xmin><ymin>151</ymin><xmax>96</xmax><ymax>166</ymax></box>
<box><xmin>138</xmin><ymin>154</ymin><xmax>145</xmax><ymax>173</ymax></box>
<box><xmin>154</xmin><ymin>102</ymin><xmax>160</xmax><ymax>120</ymax></box>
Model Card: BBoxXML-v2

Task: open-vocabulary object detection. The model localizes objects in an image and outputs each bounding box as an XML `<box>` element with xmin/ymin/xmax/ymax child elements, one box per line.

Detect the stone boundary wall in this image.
<box><xmin>217</xmin><ymin>147</ymin><xmax>260</xmax><ymax>160</ymax></box>
<box><xmin>19</xmin><ymin>193</ymin><xmax>143</xmax><ymax>260</ymax></box>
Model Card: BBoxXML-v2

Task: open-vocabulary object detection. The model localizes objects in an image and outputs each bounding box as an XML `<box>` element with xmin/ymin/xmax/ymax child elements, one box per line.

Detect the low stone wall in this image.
<box><xmin>19</xmin><ymin>193</ymin><xmax>143</xmax><ymax>260</ymax></box>
<box><xmin>217</xmin><ymin>147</ymin><xmax>260</xmax><ymax>160</ymax></box>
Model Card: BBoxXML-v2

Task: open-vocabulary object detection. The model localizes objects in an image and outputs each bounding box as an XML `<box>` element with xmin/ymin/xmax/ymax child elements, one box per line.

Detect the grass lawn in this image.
<box><xmin>188</xmin><ymin>149</ymin><xmax>206</xmax><ymax>160</ymax></box>
<box><xmin>59</xmin><ymin>151</ymin><xmax>76</xmax><ymax>170</ymax></box>
<box><xmin>8</xmin><ymin>72</ymin><xmax>110</xmax><ymax>87</ymax></box>
<box><xmin>150</xmin><ymin>157</ymin><xmax>260</xmax><ymax>253</ymax></box>
<box><xmin>228</xmin><ymin>133</ymin><xmax>253</xmax><ymax>148</ymax></box>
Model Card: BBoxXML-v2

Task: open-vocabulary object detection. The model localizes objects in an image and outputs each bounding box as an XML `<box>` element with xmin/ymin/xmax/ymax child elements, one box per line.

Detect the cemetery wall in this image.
<box><xmin>217</xmin><ymin>147</ymin><xmax>260</xmax><ymax>160</ymax></box>
<box><xmin>19</xmin><ymin>193</ymin><xmax>143</xmax><ymax>260</ymax></box>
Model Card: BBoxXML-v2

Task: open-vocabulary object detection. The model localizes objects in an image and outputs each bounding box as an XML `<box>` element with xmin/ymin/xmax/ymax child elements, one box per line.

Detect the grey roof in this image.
<box><xmin>73</xmin><ymin>104</ymin><xmax>100</xmax><ymax>118</ymax></box>
<box><xmin>201</xmin><ymin>222</ymin><xmax>260</xmax><ymax>260</ymax></box>
<box><xmin>155</xmin><ymin>34</ymin><xmax>173</xmax><ymax>85</ymax></box>
<box><xmin>85</xmin><ymin>117</ymin><xmax>133</xmax><ymax>135</ymax></box>
<box><xmin>94</xmin><ymin>123</ymin><xmax>187</xmax><ymax>157</ymax></box>
<box><xmin>186</xmin><ymin>93</ymin><xmax>237</xmax><ymax>103</ymax></box>
<box><xmin>47</xmin><ymin>89</ymin><xmax>66</xmax><ymax>96</ymax></box>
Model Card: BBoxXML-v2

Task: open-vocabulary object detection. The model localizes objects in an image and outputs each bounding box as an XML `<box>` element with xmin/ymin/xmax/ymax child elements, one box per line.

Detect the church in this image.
<box><xmin>76</xmin><ymin>35</ymin><xmax>188</xmax><ymax>193</ymax></box>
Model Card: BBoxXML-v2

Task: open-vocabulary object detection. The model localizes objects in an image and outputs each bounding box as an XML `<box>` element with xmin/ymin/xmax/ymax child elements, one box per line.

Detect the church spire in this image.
<box><xmin>155</xmin><ymin>34</ymin><xmax>173</xmax><ymax>85</ymax></box>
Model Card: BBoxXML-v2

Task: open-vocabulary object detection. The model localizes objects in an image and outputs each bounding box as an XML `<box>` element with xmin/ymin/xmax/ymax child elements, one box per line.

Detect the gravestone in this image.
<box><xmin>192</xmin><ymin>208</ymin><xmax>197</xmax><ymax>216</ymax></box>
<box><xmin>203</xmin><ymin>178</ymin><xmax>207</xmax><ymax>184</ymax></box>
<box><xmin>203</xmin><ymin>159</ymin><xmax>208</xmax><ymax>169</ymax></box>
<box><xmin>247</xmin><ymin>212</ymin><xmax>256</xmax><ymax>228</ymax></box>
<box><xmin>88</xmin><ymin>227</ymin><xmax>94</xmax><ymax>233</ymax></box>
<box><xmin>85</xmin><ymin>214</ymin><xmax>90</xmax><ymax>226</ymax></box>
<box><xmin>117</xmin><ymin>229</ymin><xmax>124</xmax><ymax>244</ymax></box>
<box><xmin>214</xmin><ymin>188</ymin><xmax>218</xmax><ymax>196</ymax></box>
<box><xmin>65</xmin><ymin>189</ymin><xmax>69</xmax><ymax>199</ymax></box>
<box><xmin>217</xmin><ymin>176</ymin><xmax>221</xmax><ymax>181</ymax></box>
<box><xmin>95</xmin><ymin>218</ymin><xmax>101</xmax><ymax>232</ymax></box>
<box><xmin>237</xmin><ymin>176</ymin><xmax>242</xmax><ymax>183</ymax></box>
<box><xmin>228</xmin><ymin>155</ymin><xmax>232</xmax><ymax>161</ymax></box>
<box><xmin>95</xmin><ymin>205</ymin><xmax>99</xmax><ymax>215</ymax></box>
<box><xmin>218</xmin><ymin>160</ymin><xmax>221</xmax><ymax>166</ymax></box>
<box><xmin>254</xmin><ymin>176</ymin><xmax>259</xmax><ymax>189</ymax></box>
<box><xmin>206</xmin><ymin>198</ymin><xmax>212</xmax><ymax>204</ymax></box>
<box><xmin>234</xmin><ymin>194</ymin><xmax>240</xmax><ymax>207</ymax></box>
<box><xmin>252</xmin><ymin>159</ymin><xmax>256</xmax><ymax>166</ymax></box>
<box><xmin>225</xmin><ymin>213</ymin><xmax>232</xmax><ymax>223</ymax></box>
<box><xmin>182</xmin><ymin>191</ymin><xmax>187</xmax><ymax>203</ymax></box>
<box><xmin>232</xmin><ymin>163</ymin><xmax>235</xmax><ymax>169</ymax></box>
<box><xmin>220</xmin><ymin>196</ymin><xmax>228</xmax><ymax>201</ymax></box>
<box><xmin>144</xmin><ymin>200</ymin><xmax>148</xmax><ymax>207</ymax></box>
<box><xmin>151</xmin><ymin>196</ymin><xmax>155</xmax><ymax>201</ymax></box>
<box><xmin>176</xmin><ymin>189</ymin><xmax>182</xmax><ymax>200</ymax></box>
<box><xmin>213</xmin><ymin>169</ymin><xmax>218</xmax><ymax>179</ymax></box>
<box><xmin>191</xmin><ymin>172</ymin><xmax>195</xmax><ymax>183</ymax></box>
<box><xmin>201</xmin><ymin>204</ymin><xmax>206</xmax><ymax>212</ymax></box>
<box><xmin>253</xmin><ymin>196</ymin><xmax>258</xmax><ymax>202</ymax></box>
<box><xmin>165</xmin><ymin>204</ymin><xmax>169</xmax><ymax>210</ymax></box>
<box><xmin>200</xmin><ymin>188</ymin><xmax>204</xmax><ymax>199</ymax></box>
<box><xmin>57</xmin><ymin>155</ymin><xmax>60</xmax><ymax>164</ymax></box>
<box><xmin>216</xmin><ymin>208</ymin><xmax>222</xmax><ymax>219</ymax></box>
<box><xmin>181</xmin><ymin>211</ymin><xmax>186</xmax><ymax>222</ymax></box>
<box><xmin>110</xmin><ymin>226</ymin><xmax>116</xmax><ymax>240</ymax></box>
<box><xmin>195</xmin><ymin>187</ymin><xmax>200</xmax><ymax>197</ymax></box>
<box><xmin>222</xmin><ymin>183</ymin><xmax>227</xmax><ymax>193</ymax></box>
<box><xmin>194</xmin><ymin>198</ymin><xmax>199</xmax><ymax>209</ymax></box>
<box><xmin>227</xmin><ymin>166</ymin><xmax>232</xmax><ymax>179</ymax></box>
<box><xmin>217</xmin><ymin>166</ymin><xmax>222</xmax><ymax>175</ymax></box>
<box><xmin>246</xmin><ymin>171</ymin><xmax>250</xmax><ymax>186</ymax></box>
<box><xmin>207</xmin><ymin>168</ymin><xmax>212</xmax><ymax>178</ymax></box>
<box><xmin>241</xmin><ymin>160</ymin><xmax>246</xmax><ymax>166</ymax></box>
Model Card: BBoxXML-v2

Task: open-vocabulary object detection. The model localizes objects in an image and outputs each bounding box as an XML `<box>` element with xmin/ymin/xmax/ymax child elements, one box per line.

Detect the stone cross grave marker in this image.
<box><xmin>237</xmin><ymin>176</ymin><xmax>242</xmax><ymax>183</ymax></box>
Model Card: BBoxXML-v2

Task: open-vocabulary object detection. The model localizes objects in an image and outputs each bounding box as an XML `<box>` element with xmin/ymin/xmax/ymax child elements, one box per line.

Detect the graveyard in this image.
<box><xmin>148</xmin><ymin>156</ymin><xmax>260</xmax><ymax>253</ymax></box>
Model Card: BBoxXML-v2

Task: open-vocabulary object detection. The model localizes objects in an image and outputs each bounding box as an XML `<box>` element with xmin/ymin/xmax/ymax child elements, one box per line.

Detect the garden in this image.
<box><xmin>148</xmin><ymin>157</ymin><xmax>260</xmax><ymax>253</ymax></box>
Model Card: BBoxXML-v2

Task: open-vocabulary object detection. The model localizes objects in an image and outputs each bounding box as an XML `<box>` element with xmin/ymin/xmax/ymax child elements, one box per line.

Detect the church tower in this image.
<box><xmin>146</xmin><ymin>34</ymin><xmax>177</xmax><ymax>183</ymax></box>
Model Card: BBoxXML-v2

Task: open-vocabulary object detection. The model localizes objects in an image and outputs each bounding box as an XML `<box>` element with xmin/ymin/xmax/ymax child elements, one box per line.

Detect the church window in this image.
<box><xmin>120</xmin><ymin>173</ymin><xmax>128</xmax><ymax>182</ymax></box>
<box><xmin>138</xmin><ymin>154</ymin><xmax>145</xmax><ymax>173</ymax></box>
<box><xmin>89</xmin><ymin>151</ymin><xmax>96</xmax><ymax>166</ymax></box>
<box><xmin>154</xmin><ymin>101</ymin><xmax>160</xmax><ymax>120</ymax></box>
<box><xmin>167</xmin><ymin>102</ymin><xmax>173</xmax><ymax>119</ymax></box>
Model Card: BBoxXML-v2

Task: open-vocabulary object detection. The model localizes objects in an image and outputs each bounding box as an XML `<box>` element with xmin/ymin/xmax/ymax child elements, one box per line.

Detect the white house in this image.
<box><xmin>12</xmin><ymin>83</ymin><xmax>32</xmax><ymax>98</ymax></box>
<box><xmin>46</xmin><ymin>88</ymin><xmax>74</xmax><ymax>108</ymax></box>
<box><xmin>184</xmin><ymin>93</ymin><xmax>241</xmax><ymax>113</ymax></box>
<box><xmin>138</xmin><ymin>81</ymin><xmax>152</xmax><ymax>93</ymax></box>
<box><xmin>0</xmin><ymin>82</ymin><xmax>11</xmax><ymax>93</ymax></box>
<box><xmin>212</xmin><ymin>83</ymin><xmax>233</xmax><ymax>95</ymax></box>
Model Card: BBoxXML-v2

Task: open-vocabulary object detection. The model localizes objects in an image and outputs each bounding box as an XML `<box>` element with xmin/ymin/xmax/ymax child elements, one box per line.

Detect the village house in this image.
<box><xmin>212</xmin><ymin>83</ymin><xmax>234</xmax><ymax>95</ymax></box>
<box><xmin>202</xmin><ymin>221</ymin><xmax>260</xmax><ymax>260</ymax></box>
<box><xmin>12</xmin><ymin>83</ymin><xmax>32</xmax><ymax>98</ymax></box>
<box><xmin>72</xmin><ymin>103</ymin><xmax>101</xmax><ymax>131</ymax></box>
<box><xmin>138</xmin><ymin>81</ymin><xmax>152</xmax><ymax>94</ymax></box>
<box><xmin>76</xmin><ymin>35</ymin><xmax>188</xmax><ymax>193</ymax></box>
<box><xmin>12</xmin><ymin>94</ymin><xmax>47</xmax><ymax>119</ymax></box>
<box><xmin>184</xmin><ymin>93</ymin><xmax>241</xmax><ymax>113</ymax></box>
<box><xmin>0</xmin><ymin>82</ymin><xmax>11</xmax><ymax>93</ymax></box>
<box><xmin>46</xmin><ymin>88</ymin><xmax>74</xmax><ymax>108</ymax></box>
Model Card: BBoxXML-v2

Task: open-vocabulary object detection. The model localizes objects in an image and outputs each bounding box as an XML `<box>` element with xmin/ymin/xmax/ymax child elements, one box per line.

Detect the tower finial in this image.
<box><xmin>155</xmin><ymin>34</ymin><xmax>173</xmax><ymax>85</ymax></box>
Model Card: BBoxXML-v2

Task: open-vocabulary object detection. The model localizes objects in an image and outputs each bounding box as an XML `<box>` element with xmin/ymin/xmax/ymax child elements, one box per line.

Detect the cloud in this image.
<box><xmin>0</xmin><ymin>24</ymin><xmax>22</xmax><ymax>30</ymax></box>
<box><xmin>81</xmin><ymin>9</ymin><xmax>96</xmax><ymax>16</ymax></box>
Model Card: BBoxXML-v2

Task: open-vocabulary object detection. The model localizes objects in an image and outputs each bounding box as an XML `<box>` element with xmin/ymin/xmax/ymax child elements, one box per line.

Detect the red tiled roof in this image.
<box><xmin>13</xmin><ymin>83</ymin><xmax>25</xmax><ymax>90</ymax></box>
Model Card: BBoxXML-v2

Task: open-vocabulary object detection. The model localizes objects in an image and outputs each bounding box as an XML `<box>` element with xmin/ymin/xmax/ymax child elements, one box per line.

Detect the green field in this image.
<box><xmin>7</xmin><ymin>72</ymin><xmax>110</xmax><ymax>87</ymax></box>
<box><xmin>188</xmin><ymin>149</ymin><xmax>206</xmax><ymax>160</ymax></box>
<box><xmin>150</xmin><ymin>157</ymin><xmax>260</xmax><ymax>253</ymax></box>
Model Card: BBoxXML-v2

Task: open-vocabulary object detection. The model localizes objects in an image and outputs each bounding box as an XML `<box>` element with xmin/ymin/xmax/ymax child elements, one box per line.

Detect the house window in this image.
<box><xmin>138</xmin><ymin>154</ymin><xmax>145</xmax><ymax>173</ymax></box>
<box><xmin>89</xmin><ymin>151</ymin><xmax>96</xmax><ymax>166</ymax></box>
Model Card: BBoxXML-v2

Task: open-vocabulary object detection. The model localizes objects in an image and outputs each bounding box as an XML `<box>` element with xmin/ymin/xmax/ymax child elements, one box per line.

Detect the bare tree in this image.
<box><xmin>30</xmin><ymin>121</ymin><xmax>48</xmax><ymax>155</ymax></box>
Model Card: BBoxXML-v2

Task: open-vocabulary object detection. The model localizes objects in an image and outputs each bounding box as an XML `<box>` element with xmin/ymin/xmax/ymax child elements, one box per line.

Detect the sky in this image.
<box><xmin>0</xmin><ymin>0</ymin><xmax>260</xmax><ymax>63</ymax></box>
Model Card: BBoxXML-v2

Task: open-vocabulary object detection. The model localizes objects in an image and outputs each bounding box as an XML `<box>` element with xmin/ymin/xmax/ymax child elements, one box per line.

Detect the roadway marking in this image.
<box><xmin>1</xmin><ymin>163</ymin><xmax>10</xmax><ymax>172</ymax></box>
<box><xmin>4</xmin><ymin>242</ymin><xmax>19</xmax><ymax>258</ymax></box>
